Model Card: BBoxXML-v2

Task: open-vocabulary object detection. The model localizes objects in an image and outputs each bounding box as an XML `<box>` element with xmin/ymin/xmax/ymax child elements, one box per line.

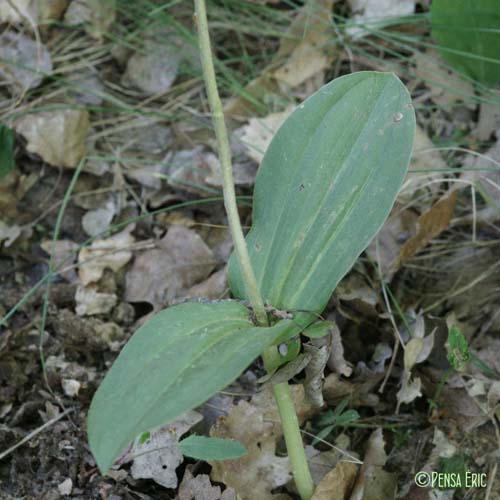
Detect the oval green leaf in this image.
<box><xmin>87</xmin><ymin>301</ymin><xmax>298</xmax><ymax>473</ymax></box>
<box><xmin>179</xmin><ymin>435</ymin><xmax>247</xmax><ymax>461</ymax></box>
<box><xmin>431</xmin><ymin>0</ymin><xmax>500</xmax><ymax>86</ymax></box>
<box><xmin>229</xmin><ymin>72</ymin><xmax>415</xmax><ymax>313</ymax></box>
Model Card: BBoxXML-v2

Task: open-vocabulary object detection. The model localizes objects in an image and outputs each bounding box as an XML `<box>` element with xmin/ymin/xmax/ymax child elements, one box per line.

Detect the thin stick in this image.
<box><xmin>194</xmin><ymin>0</ymin><xmax>267</xmax><ymax>326</ymax></box>
<box><xmin>0</xmin><ymin>408</ymin><xmax>73</xmax><ymax>461</ymax></box>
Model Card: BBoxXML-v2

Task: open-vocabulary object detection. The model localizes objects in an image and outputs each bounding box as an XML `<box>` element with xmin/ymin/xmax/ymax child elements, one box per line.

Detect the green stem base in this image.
<box><xmin>273</xmin><ymin>382</ymin><xmax>314</xmax><ymax>500</ymax></box>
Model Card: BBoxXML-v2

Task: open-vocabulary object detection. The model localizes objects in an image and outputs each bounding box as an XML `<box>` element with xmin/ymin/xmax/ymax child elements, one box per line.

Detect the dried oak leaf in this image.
<box><xmin>179</xmin><ymin>468</ymin><xmax>236</xmax><ymax>500</ymax></box>
<box><xmin>210</xmin><ymin>385</ymin><xmax>315</xmax><ymax>500</ymax></box>
<box><xmin>125</xmin><ymin>225</ymin><xmax>216</xmax><ymax>308</ymax></box>
<box><xmin>130</xmin><ymin>411</ymin><xmax>203</xmax><ymax>489</ymax></box>
<box><xmin>311</xmin><ymin>461</ymin><xmax>358</xmax><ymax>500</ymax></box>
<box><xmin>15</xmin><ymin>109</ymin><xmax>90</xmax><ymax>168</ymax></box>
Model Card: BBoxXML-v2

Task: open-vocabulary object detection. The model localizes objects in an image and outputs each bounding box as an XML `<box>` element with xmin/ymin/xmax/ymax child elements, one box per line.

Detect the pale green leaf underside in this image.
<box><xmin>179</xmin><ymin>435</ymin><xmax>247</xmax><ymax>461</ymax></box>
<box><xmin>87</xmin><ymin>301</ymin><xmax>298</xmax><ymax>473</ymax></box>
<box><xmin>228</xmin><ymin>72</ymin><xmax>415</xmax><ymax>313</ymax></box>
<box><xmin>431</xmin><ymin>0</ymin><xmax>500</xmax><ymax>86</ymax></box>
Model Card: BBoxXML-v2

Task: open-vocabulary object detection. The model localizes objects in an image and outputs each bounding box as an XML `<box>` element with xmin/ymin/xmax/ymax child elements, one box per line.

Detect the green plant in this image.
<box><xmin>430</xmin><ymin>0</ymin><xmax>500</xmax><ymax>86</ymax></box>
<box><xmin>313</xmin><ymin>399</ymin><xmax>360</xmax><ymax>445</ymax></box>
<box><xmin>87</xmin><ymin>2</ymin><xmax>415</xmax><ymax>498</ymax></box>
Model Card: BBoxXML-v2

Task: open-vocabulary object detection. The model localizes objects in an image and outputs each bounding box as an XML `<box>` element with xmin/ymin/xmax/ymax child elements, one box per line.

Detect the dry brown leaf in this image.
<box><xmin>225</xmin><ymin>0</ymin><xmax>337</xmax><ymax>118</ymax></box>
<box><xmin>179</xmin><ymin>468</ymin><xmax>236</xmax><ymax>500</ymax></box>
<box><xmin>125</xmin><ymin>225</ymin><xmax>216</xmax><ymax>308</ymax></box>
<box><xmin>239</xmin><ymin>107</ymin><xmax>294</xmax><ymax>163</ymax></box>
<box><xmin>475</xmin><ymin>91</ymin><xmax>500</xmax><ymax>141</ymax></box>
<box><xmin>366</xmin><ymin>205</ymin><xmax>419</xmax><ymax>281</ymax></box>
<box><xmin>461</xmin><ymin>139</ymin><xmax>500</xmax><ymax>221</ymax></box>
<box><xmin>0</xmin><ymin>0</ymin><xmax>68</xmax><ymax>24</ymax></box>
<box><xmin>78</xmin><ymin>226</ymin><xmax>135</xmax><ymax>286</ymax></box>
<box><xmin>130</xmin><ymin>411</ymin><xmax>203</xmax><ymax>489</ymax></box>
<box><xmin>413</xmin><ymin>49</ymin><xmax>475</xmax><ymax>109</ymax></box>
<box><xmin>402</xmin><ymin>125</ymin><xmax>447</xmax><ymax>201</ymax></box>
<box><xmin>121</xmin><ymin>28</ymin><xmax>187</xmax><ymax>95</ymax></box>
<box><xmin>347</xmin><ymin>0</ymin><xmax>415</xmax><ymax>38</ymax></box>
<box><xmin>396</xmin><ymin>190</ymin><xmax>458</xmax><ymax>269</ymax></box>
<box><xmin>0</xmin><ymin>221</ymin><xmax>22</xmax><ymax>247</ymax></box>
<box><xmin>0</xmin><ymin>31</ymin><xmax>52</xmax><ymax>92</ymax></box>
<box><xmin>397</xmin><ymin>314</ymin><xmax>434</xmax><ymax>410</ymax></box>
<box><xmin>349</xmin><ymin>429</ymin><xmax>396</xmax><ymax>500</ymax></box>
<box><xmin>210</xmin><ymin>385</ymin><xmax>316</xmax><ymax>499</ymax></box>
<box><xmin>336</xmin><ymin>273</ymin><xmax>379</xmax><ymax>320</ymax></box>
<box><xmin>312</xmin><ymin>461</ymin><xmax>358</xmax><ymax>500</ymax></box>
<box><xmin>75</xmin><ymin>285</ymin><xmax>117</xmax><ymax>316</ymax></box>
<box><xmin>64</xmin><ymin>0</ymin><xmax>116</xmax><ymax>39</ymax></box>
<box><xmin>40</xmin><ymin>239</ymin><xmax>79</xmax><ymax>283</ymax></box>
<box><xmin>183</xmin><ymin>268</ymin><xmax>228</xmax><ymax>301</ymax></box>
<box><xmin>81</xmin><ymin>199</ymin><xmax>116</xmax><ymax>237</ymax></box>
<box><xmin>323</xmin><ymin>373</ymin><xmax>381</xmax><ymax>409</ymax></box>
<box><xmin>15</xmin><ymin>109</ymin><xmax>90</xmax><ymax>168</ymax></box>
<box><xmin>327</xmin><ymin>321</ymin><xmax>353</xmax><ymax>377</ymax></box>
<box><xmin>304</xmin><ymin>345</ymin><xmax>329</xmax><ymax>408</ymax></box>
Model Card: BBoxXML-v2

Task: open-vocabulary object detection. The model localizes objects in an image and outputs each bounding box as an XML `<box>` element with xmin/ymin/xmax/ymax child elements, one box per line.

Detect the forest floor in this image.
<box><xmin>0</xmin><ymin>0</ymin><xmax>499</xmax><ymax>499</ymax></box>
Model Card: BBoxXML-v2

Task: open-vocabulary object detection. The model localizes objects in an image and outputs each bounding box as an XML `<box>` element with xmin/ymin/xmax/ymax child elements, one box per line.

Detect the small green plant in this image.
<box><xmin>431</xmin><ymin>0</ymin><xmax>500</xmax><ymax>86</ymax></box>
<box><xmin>87</xmin><ymin>2</ymin><xmax>415</xmax><ymax>498</ymax></box>
<box><xmin>313</xmin><ymin>399</ymin><xmax>360</xmax><ymax>445</ymax></box>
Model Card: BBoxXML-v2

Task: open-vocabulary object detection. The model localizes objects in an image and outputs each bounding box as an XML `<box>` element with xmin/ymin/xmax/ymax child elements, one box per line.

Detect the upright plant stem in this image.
<box><xmin>194</xmin><ymin>0</ymin><xmax>267</xmax><ymax>326</ymax></box>
<box><xmin>193</xmin><ymin>2</ymin><xmax>314</xmax><ymax>498</ymax></box>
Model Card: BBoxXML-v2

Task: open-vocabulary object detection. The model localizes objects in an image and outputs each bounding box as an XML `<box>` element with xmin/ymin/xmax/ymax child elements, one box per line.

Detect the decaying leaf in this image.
<box><xmin>210</xmin><ymin>385</ymin><xmax>316</xmax><ymax>499</ymax></box>
<box><xmin>183</xmin><ymin>268</ymin><xmax>228</xmax><ymax>301</ymax></box>
<box><xmin>396</xmin><ymin>190</ymin><xmax>457</xmax><ymax>269</ymax></box>
<box><xmin>0</xmin><ymin>0</ymin><xmax>68</xmax><ymax>24</ymax></box>
<box><xmin>40</xmin><ymin>239</ymin><xmax>79</xmax><ymax>283</ymax></box>
<box><xmin>122</xmin><ymin>28</ymin><xmax>185</xmax><ymax>95</ymax></box>
<box><xmin>403</xmin><ymin>125</ymin><xmax>448</xmax><ymax>201</ymax></box>
<box><xmin>81</xmin><ymin>199</ymin><xmax>117</xmax><ymax>237</ymax></box>
<box><xmin>0</xmin><ymin>221</ymin><xmax>21</xmax><ymax>247</ymax></box>
<box><xmin>130</xmin><ymin>411</ymin><xmax>203</xmax><ymax>489</ymax></box>
<box><xmin>349</xmin><ymin>429</ymin><xmax>396</xmax><ymax>500</ymax></box>
<box><xmin>475</xmin><ymin>90</ymin><xmax>500</xmax><ymax>141</ymax></box>
<box><xmin>75</xmin><ymin>285</ymin><xmax>117</xmax><ymax>316</ymax></box>
<box><xmin>179</xmin><ymin>468</ymin><xmax>236</xmax><ymax>500</ymax></box>
<box><xmin>15</xmin><ymin>109</ymin><xmax>90</xmax><ymax>168</ymax></box>
<box><xmin>78</xmin><ymin>226</ymin><xmax>134</xmax><ymax>286</ymax></box>
<box><xmin>125</xmin><ymin>225</ymin><xmax>216</xmax><ymax>308</ymax></box>
<box><xmin>304</xmin><ymin>344</ymin><xmax>329</xmax><ymax>408</ymax></box>
<box><xmin>347</xmin><ymin>0</ymin><xmax>415</xmax><ymax>38</ymax></box>
<box><xmin>397</xmin><ymin>314</ymin><xmax>435</xmax><ymax>410</ymax></box>
<box><xmin>413</xmin><ymin>49</ymin><xmax>476</xmax><ymax>109</ymax></box>
<box><xmin>327</xmin><ymin>322</ymin><xmax>353</xmax><ymax>377</ymax></box>
<box><xmin>64</xmin><ymin>0</ymin><xmax>116</xmax><ymax>39</ymax></box>
<box><xmin>238</xmin><ymin>108</ymin><xmax>294</xmax><ymax>164</ymax></box>
<box><xmin>225</xmin><ymin>0</ymin><xmax>337</xmax><ymax>118</ymax></box>
<box><xmin>0</xmin><ymin>31</ymin><xmax>52</xmax><ymax>92</ymax></box>
<box><xmin>311</xmin><ymin>461</ymin><xmax>358</xmax><ymax>500</ymax></box>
